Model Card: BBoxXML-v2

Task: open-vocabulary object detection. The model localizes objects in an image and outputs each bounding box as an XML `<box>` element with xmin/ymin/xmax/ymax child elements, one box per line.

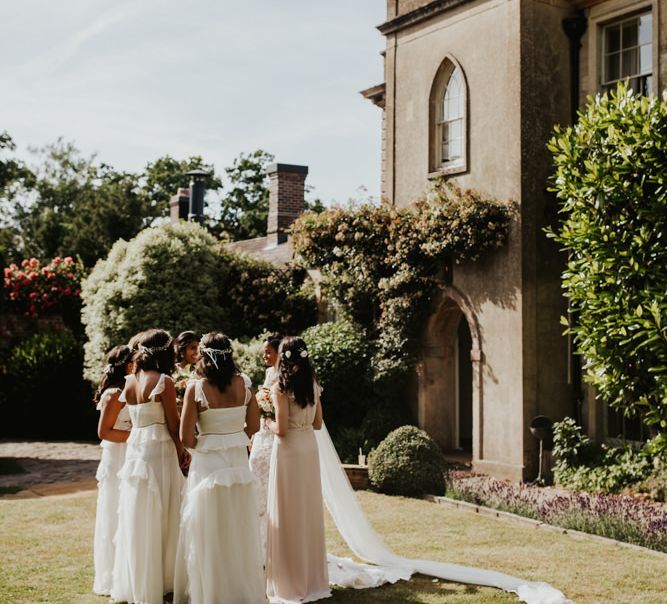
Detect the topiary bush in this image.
<box><xmin>368</xmin><ymin>425</ymin><xmax>446</xmax><ymax>496</ymax></box>
<box><xmin>81</xmin><ymin>222</ymin><xmax>226</xmax><ymax>381</ymax></box>
<box><xmin>1</xmin><ymin>330</ymin><xmax>94</xmax><ymax>439</ymax></box>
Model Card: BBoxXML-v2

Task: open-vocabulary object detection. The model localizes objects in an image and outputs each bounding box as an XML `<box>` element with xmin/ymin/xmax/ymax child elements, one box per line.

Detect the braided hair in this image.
<box><xmin>195</xmin><ymin>332</ymin><xmax>238</xmax><ymax>391</ymax></box>
<box><xmin>132</xmin><ymin>329</ymin><xmax>175</xmax><ymax>374</ymax></box>
<box><xmin>94</xmin><ymin>345</ymin><xmax>132</xmax><ymax>405</ymax></box>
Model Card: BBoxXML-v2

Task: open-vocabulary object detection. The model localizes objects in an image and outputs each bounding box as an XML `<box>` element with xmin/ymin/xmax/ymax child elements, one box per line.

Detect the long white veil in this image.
<box><xmin>315</xmin><ymin>424</ymin><xmax>572</xmax><ymax>604</ymax></box>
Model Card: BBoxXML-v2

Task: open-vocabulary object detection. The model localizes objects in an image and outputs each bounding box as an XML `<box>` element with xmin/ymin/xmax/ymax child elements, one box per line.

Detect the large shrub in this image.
<box><xmin>301</xmin><ymin>320</ymin><xmax>372</xmax><ymax>435</ymax></box>
<box><xmin>231</xmin><ymin>333</ymin><xmax>269</xmax><ymax>387</ymax></box>
<box><xmin>219</xmin><ymin>252</ymin><xmax>317</xmax><ymax>339</ymax></box>
<box><xmin>368</xmin><ymin>425</ymin><xmax>446</xmax><ymax>496</ymax></box>
<box><xmin>548</xmin><ymin>83</ymin><xmax>667</xmax><ymax>435</ymax></box>
<box><xmin>81</xmin><ymin>222</ymin><xmax>225</xmax><ymax>381</ymax></box>
<box><xmin>0</xmin><ymin>330</ymin><xmax>94</xmax><ymax>439</ymax></box>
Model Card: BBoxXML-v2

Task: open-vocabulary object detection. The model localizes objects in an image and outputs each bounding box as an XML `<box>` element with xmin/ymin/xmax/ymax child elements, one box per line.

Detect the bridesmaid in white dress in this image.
<box><xmin>249</xmin><ymin>332</ymin><xmax>282</xmax><ymax>557</ymax></box>
<box><xmin>92</xmin><ymin>344</ymin><xmax>133</xmax><ymax>596</ymax></box>
<box><xmin>111</xmin><ymin>329</ymin><xmax>188</xmax><ymax>604</ymax></box>
<box><xmin>265</xmin><ymin>336</ymin><xmax>330</xmax><ymax>604</ymax></box>
<box><xmin>174</xmin><ymin>332</ymin><xmax>265</xmax><ymax>604</ymax></box>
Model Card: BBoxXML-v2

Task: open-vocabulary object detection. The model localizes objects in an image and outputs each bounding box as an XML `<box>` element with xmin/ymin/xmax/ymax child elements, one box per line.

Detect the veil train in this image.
<box><xmin>315</xmin><ymin>424</ymin><xmax>572</xmax><ymax>604</ymax></box>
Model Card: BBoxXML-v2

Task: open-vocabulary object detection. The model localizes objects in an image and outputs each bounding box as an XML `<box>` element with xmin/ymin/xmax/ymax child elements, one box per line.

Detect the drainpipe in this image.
<box><xmin>561</xmin><ymin>11</ymin><xmax>587</xmax><ymax>423</ymax></box>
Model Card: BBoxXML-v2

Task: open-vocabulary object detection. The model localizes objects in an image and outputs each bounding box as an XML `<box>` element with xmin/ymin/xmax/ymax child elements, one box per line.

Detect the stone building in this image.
<box><xmin>362</xmin><ymin>0</ymin><xmax>665</xmax><ymax>480</ymax></box>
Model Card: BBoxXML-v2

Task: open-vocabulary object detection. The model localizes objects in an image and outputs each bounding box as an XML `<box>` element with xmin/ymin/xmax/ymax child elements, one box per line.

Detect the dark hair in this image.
<box><xmin>132</xmin><ymin>329</ymin><xmax>175</xmax><ymax>375</ymax></box>
<box><xmin>278</xmin><ymin>336</ymin><xmax>316</xmax><ymax>408</ymax></box>
<box><xmin>128</xmin><ymin>330</ymin><xmax>147</xmax><ymax>352</ymax></box>
<box><xmin>263</xmin><ymin>333</ymin><xmax>283</xmax><ymax>352</ymax></box>
<box><xmin>195</xmin><ymin>332</ymin><xmax>238</xmax><ymax>392</ymax></box>
<box><xmin>174</xmin><ymin>331</ymin><xmax>200</xmax><ymax>363</ymax></box>
<box><xmin>94</xmin><ymin>345</ymin><xmax>132</xmax><ymax>405</ymax></box>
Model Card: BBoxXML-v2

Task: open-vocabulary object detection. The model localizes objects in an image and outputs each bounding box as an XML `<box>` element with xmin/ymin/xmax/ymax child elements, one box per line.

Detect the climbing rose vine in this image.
<box><xmin>291</xmin><ymin>182</ymin><xmax>512</xmax><ymax>381</ymax></box>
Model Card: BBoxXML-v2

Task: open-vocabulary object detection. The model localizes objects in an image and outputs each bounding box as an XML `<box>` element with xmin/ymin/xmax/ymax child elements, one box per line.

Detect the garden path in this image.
<box><xmin>0</xmin><ymin>439</ymin><xmax>99</xmax><ymax>497</ymax></box>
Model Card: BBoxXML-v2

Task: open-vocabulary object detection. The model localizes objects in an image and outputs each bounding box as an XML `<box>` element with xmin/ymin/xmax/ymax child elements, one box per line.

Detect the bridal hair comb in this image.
<box><xmin>199</xmin><ymin>346</ymin><xmax>232</xmax><ymax>370</ymax></box>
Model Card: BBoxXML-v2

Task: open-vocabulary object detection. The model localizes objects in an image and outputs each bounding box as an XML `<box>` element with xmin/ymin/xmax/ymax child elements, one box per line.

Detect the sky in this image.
<box><xmin>0</xmin><ymin>1</ymin><xmax>387</xmax><ymax>205</ymax></box>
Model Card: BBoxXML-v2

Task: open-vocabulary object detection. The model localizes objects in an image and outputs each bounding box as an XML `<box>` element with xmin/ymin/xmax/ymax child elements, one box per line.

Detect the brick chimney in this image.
<box><xmin>266</xmin><ymin>163</ymin><xmax>308</xmax><ymax>247</ymax></box>
<box><xmin>169</xmin><ymin>188</ymin><xmax>190</xmax><ymax>224</ymax></box>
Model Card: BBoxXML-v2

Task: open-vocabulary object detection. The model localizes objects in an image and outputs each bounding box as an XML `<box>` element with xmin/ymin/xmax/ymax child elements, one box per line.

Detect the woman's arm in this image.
<box><xmin>179</xmin><ymin>382</ymin><xmax>198</xmax><ymax>449</ymax></box>
<box><xmin>267</xmin><ymin>386</ymin><xmax>289</xmax><ymax>437</ymax></box>
<box><xmin>161</xmin><ymin>376</ymin><xmax>185</xmax><ymax>460</ymax></box>
<box><xmin>312</xmin><ymin>388</ymin><xmax>323</xmax><ymax>430</ymax></box>
<box><xmin>98</xmin><ymin>391</ymin><xmax>130</xmax><ymax>442</ymax></box>
<box><xmin>244</xmin><ymin>391</ymin><xmax>261</xmax><ymax>438</ymax></box>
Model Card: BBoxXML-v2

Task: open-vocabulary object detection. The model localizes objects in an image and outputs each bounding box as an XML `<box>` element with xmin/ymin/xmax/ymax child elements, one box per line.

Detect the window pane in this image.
<box><xmin>606</xmin><ymin>25</ymin><xmax>621</xmax><ymax>53</ymax></box>
<box><xmin>606</xmin><ymin>52</ymin><xmax>620</xmax><ymax>81</ymax></box>
<box><xmin>622</xmin><ymin>48</ymin><xmax>638</xmax><ymax>77</ymax></box>
<box><xmin>638</xmin><ymin>14</ymin><xmax>652</xmax><ymax>45</ymax></box>
<box><xmin>622</xmin><ymin>21</ymin><xmax>638</xmax><ymax>47</ymax></box>
<box><xmin>640</xmin><ymin>44</ymin><xmax>651</xmax><ymax>74</ymax></box>
<box><xmin>449</xmin><ymin>119</ymin><xmax>462</xmax><ymax>140</ymax></box>
<box><xmin>442</xmin><ymin>142</ymin><xmax>449</xmax><ymax>161</ymax></box>
<box><xmin>644</xmin><ymin>75</ymin><xmax>653</xmax><ymax>96</ymax></box>
<box><xmin>450</xmin><ymin>138</ymin><xmax>462</xmax><ymax>160</ymax></box>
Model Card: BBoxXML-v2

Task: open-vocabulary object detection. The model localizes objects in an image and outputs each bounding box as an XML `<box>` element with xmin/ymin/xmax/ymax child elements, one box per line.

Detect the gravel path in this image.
<box><xmin>0</xmin><ymin>440</ymin><xmax>101</xmax><ymax>495</ymax></box>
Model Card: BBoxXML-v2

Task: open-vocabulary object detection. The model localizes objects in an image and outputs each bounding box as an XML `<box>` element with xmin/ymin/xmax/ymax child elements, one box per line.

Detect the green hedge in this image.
<box><xmin>0</xmin><ymin>330</ymin><xmax>94</xmax><ymax>439</ymax></box>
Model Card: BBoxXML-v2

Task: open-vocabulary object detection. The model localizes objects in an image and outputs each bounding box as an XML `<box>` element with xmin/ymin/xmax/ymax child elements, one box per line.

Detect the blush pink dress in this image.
<box><xmin>266</xmin><ymin>387</ymin><xmax>330</xmax><ymax>604</ymax></box>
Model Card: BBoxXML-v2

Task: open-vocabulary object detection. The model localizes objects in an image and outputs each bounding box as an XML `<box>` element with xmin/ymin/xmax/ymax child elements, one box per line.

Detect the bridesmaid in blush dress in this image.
<box><xmin>265</xmin><ymin>336</ymin><xmax>330</xmax><ymax>604</ymax></box>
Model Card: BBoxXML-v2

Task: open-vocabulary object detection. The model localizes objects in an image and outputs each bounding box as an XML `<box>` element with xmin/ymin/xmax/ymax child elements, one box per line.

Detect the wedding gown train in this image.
<box><xmin>314</xmin><ymin>424</ymin><xmax>573</xmax><ymax>604</ymax></box>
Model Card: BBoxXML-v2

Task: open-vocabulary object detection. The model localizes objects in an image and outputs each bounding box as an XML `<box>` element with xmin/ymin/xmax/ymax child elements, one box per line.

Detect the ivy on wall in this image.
<box><xmin>291</xmin><ymin>182</ymin><xmax>512</xmax><ymax>382</ymax></box>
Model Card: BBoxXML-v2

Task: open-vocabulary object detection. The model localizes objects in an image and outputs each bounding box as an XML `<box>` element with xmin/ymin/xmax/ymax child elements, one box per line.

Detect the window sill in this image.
<box><xmin>428</xmin><ymin>163</ymin><xmax>467</xmax><ymax>179</ymax></box>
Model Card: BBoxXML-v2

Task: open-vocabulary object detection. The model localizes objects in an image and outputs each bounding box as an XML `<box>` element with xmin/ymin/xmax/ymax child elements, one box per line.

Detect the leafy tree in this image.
<box><xmin>548</xmin><ymin>83</ymin><xmax>667</xmax><ymax>432</ymax></box>
<box><xmin>143</xmin><ymin>154</ymin><xmax>222</xmax><ymax>214</ymax></box>
<box><xmin>218</xmin><ymin>149</ymin><xmax>274</xmax><ymax>241</ymax></box>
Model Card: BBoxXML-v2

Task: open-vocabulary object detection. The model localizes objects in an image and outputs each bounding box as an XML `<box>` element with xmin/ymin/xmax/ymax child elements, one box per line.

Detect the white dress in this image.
<box><xmin>111</xmin><ymin>374</ymin><xmax>184</xmax><ymax>604</ymax></box>
<box><xmin>173</xmin><ymin>375</ymin><xmax>265</xmax><ymax>604</ymax></box>
<box><xmin>93</xmin><ymin>387</ymin><xmax>131</xmax><ymax>596</ymax></box>
<box><xmin>248</xmin><ymin>366</ymin><xmax>278</xmax><ymax>556</ymax></box>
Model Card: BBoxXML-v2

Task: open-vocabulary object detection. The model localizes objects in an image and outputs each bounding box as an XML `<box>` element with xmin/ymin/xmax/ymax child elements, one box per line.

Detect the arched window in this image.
<box><xmin>430</xmin><ymin>58</ymin><xmax>467</xmax><ymax>174</ymax></box>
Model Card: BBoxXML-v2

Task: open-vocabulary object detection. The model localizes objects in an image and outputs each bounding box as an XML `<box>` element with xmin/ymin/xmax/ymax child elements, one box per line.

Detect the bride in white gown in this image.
<box><xmin>250</xmin><ymin>382</ymin><xmax>572</xmax><ymax>603</ymax></box>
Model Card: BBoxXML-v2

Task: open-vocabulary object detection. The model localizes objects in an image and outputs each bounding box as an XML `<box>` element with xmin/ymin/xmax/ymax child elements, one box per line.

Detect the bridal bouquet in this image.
<box><xmin>256</xmin><ymin>387</ymin><xmax>275</xmax><ymax>419</ymax></box>
<box><xmin>174</xmin><ymin>365</ymin><xmax>194</xmax><ymax>412</ymax></box>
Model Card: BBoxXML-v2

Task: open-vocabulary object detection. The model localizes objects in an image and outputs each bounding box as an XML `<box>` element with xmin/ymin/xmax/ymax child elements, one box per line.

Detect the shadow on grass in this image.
<box><xmin>330</xmin><ymin>574</ymin><xmax>497</xmax><ymax>603</ymax></box>
<box><xmin>0</xmin><ymin>457</ymin><xmax>26</xmax><ymax>475</ymax></box>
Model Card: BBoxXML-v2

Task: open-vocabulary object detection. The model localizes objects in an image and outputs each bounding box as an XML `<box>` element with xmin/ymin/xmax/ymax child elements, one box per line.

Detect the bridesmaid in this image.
<box><xmin>265</xmin><ymin>336</ymin><xmax>330</xmax><ymax>603</ymax></box>
<box><xmin>174</xmin><ymin>332</ymin><xmax>264</xmax><ymax>604</ymax></box>
<box><xmin>92</xmin><ymin>344</ymin><xmax>133</xmax><ymax>596</ymax></box>
<box><xmin>249</xmin><ymin>333</ymin><xmax>282</xmax><ymax>556</ymax></box>
<box><xmin>111</xmin><ymin>329</ymin><xmax>187</xmax><ymax>604</ymax></box>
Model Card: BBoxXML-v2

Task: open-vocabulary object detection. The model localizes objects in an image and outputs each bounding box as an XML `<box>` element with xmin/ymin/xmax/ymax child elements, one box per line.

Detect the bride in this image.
<box><xmin>250</xmin><ymin>340</ymin><xmax>572</xmax><ymax>604</ymax></box>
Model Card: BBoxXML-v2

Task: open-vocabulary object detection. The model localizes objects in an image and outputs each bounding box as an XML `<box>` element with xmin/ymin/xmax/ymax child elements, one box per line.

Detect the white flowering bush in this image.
<box><xmin>81</xmin><ymin>222</ymin><xmax>225</xmax><ymax>381</ymax></box>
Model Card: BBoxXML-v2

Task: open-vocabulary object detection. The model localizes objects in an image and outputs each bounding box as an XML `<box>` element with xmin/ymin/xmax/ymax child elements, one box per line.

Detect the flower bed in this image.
<box><xmin>446</xmin><ymin>471</ymin><xmax>667</xmax><ymax>553</ymax></box>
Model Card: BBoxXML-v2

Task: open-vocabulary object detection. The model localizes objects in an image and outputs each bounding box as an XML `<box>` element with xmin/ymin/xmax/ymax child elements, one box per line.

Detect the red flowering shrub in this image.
<box><xmin>3</xmin><ymin>256</ymin><xmax>84</xmax><ymax>318</ymax></box>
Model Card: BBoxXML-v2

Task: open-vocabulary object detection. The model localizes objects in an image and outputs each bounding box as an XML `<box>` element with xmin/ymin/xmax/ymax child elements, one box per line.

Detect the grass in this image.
<box><xmin>0</xmin><ymin>490</ymin><xmax>666</xmax><ymax>603</ymax></box>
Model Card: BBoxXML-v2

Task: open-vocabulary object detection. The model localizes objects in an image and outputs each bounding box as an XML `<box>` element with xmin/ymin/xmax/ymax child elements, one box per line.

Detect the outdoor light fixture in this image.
<box><xmin>529</xmin><ymin>415</ymin><xmax>553</xmax><ymax>486</ymax></box>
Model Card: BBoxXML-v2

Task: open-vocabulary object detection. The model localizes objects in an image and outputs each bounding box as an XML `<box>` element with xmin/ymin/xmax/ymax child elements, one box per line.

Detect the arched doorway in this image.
<box><xmin>417</xmin><ymin>288</ymin><xmax>481</xmax><ymax>458</ymax></box>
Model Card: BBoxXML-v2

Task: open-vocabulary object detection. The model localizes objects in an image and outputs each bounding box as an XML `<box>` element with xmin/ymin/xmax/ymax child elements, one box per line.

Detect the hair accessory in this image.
<box><xmin>284</xmin><ymin>350</ymin><xmax>292</xmax><ymax>359</ymax></box>
<box><xmin>300</xmin><ymin>349</ymin><xmax>308</xmax><ymax>358</ymax></box>
<box><xmin>139</xmin><ymin>342</ymin><xmax>171</xmax><ymax>356</ymax></box>
<box><xmin>199</xmin><ymin>346</ymin><xmax>232</xmax><ymax>370</ymax></box>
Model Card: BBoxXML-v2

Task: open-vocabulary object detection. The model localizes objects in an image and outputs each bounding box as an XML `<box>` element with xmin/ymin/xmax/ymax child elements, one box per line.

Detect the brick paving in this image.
<box><xmin>0</xmin><ymin>439</ymin><xmax>101</xmax><ymax>497</ymax></box>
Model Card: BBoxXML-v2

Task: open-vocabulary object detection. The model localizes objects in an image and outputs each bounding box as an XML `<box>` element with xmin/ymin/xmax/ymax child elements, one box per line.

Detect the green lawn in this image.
<box><xmin>0</xmin><ymin>490</ymin><xmax>665</xmax><ymax>603</ymax></box>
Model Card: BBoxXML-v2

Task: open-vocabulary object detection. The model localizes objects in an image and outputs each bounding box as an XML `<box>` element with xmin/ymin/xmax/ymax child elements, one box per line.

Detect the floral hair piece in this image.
<box><xmin>138</xmin><ymin>342</ymin><xmax>171</xmax><ymax>356</ymax></box>
<box><xmin>283</xmin><ymin>348</ymin><xmax>308</xmax><ymax>359</ymax></box>
<box><xmin>199</xmin><ymin>346</ymin><xmax>232</xmax><ymax>370</ymax></box>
